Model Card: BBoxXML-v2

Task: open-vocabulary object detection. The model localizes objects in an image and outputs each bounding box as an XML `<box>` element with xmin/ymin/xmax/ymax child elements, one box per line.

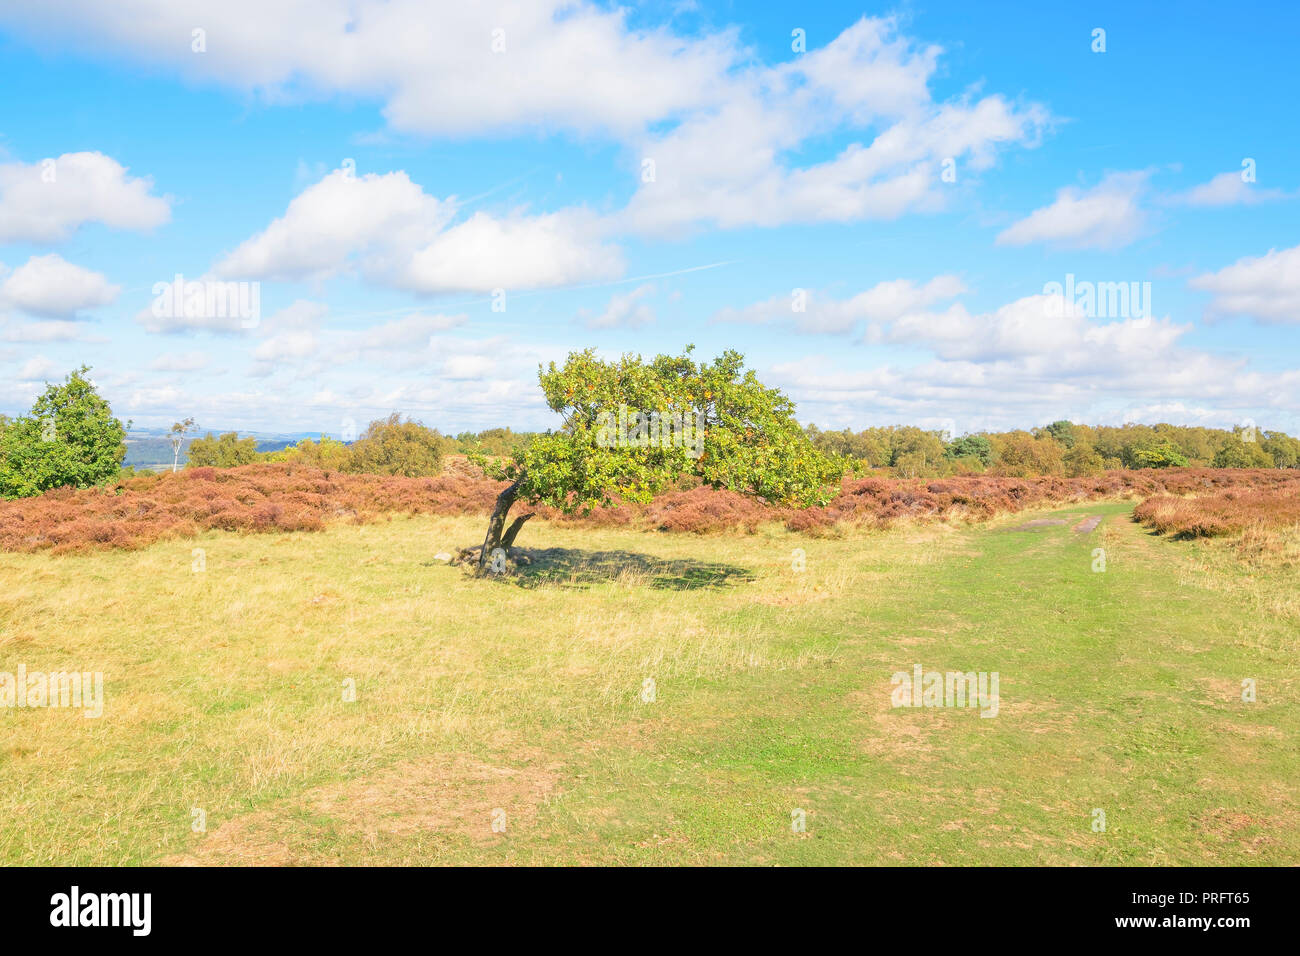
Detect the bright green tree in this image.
<box><xmin>264</xmin><ymin>435</ymin><xmax>355</xmax><ymax>470</ymax></box>
<box><xmin>0</xmin><ymin>366</ymin><xmax>128</xmax><ymax>498</ymax></box>
<box><xmin>1212</xmin><ymin>435</ymin><xmax>1273</xmax><ymax>468</ymax></box>
<box><xmin>475</xmin><ymin>347</ymin><xmax>843</xmax><ymax>568</ymax></box>
<box><xmin>888</xmin><ymin>427</ymin><xmax>947</xmax><ymax>477</ymax></box>
<box><xmin>185</xmin><ymin>431</ymin><xmax>259</xmax><ymax>468</ymax></box>
<box><xmin>1260</xmin><ymin>431</ymin><xmax>1300</xmax><ymax>468</ymax></box>
<box><xmin>1131</xmin><ymin>439</ymin><xmax>1190</xmax><ymax>469</ymax></box>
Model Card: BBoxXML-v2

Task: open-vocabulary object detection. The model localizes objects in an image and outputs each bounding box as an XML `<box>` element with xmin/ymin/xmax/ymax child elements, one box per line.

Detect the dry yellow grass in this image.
<box><xmin>2</xmin><ymin>504</ymin><xmax>1296</xmax><ymax>865</ymax></box>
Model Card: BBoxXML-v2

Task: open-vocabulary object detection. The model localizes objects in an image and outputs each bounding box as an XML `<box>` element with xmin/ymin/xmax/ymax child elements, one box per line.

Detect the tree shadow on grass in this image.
<box><xmin>499</xmin><ymin>546</ymin><xmax>756</xmax><ymax>591</ymax></box>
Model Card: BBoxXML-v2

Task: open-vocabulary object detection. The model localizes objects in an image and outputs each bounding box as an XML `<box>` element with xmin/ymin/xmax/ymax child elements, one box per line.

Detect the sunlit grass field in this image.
<box><xmin>1</xmin><ymin>500</ymin><xmax>1295</xmax><ymax>865</ymax></box>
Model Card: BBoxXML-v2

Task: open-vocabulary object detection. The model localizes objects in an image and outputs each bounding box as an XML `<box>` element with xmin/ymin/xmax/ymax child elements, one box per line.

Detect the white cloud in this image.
<box><xmin>578</xmin><ymin>283</ymin><xmax>656</xmax><ymax>329</ymax></box>
<box><xmin>401</xmin><ymin>210</ymin><xmax>621</xmax><ymax>293</ymax></box>
<box><xmin>1114</xmin><ymin>402</ymin><xmax>1233</xmax><ymax>427</ymax></box>
<box><xmin>622</xmin><ymin>19</ymin><xmax>1047</xmax><ymax>234</ymax></box>
<box><xmin>247</xmin><ymin>301</ymin><xmax>468</xmax><ymax>377</ymax></box>
<box><xmin>997</xmin><ymin>171</ymin><xmax>1148</xmax><ymax>250</ymax></box>
<box><xmin>0</xmin><ymin>254</ymin><xmax>120</xmax><ymax>318</ymax></box>
<box><xmin>714</xmin><ymin>275</ymin><xmax>966</xmax><ymax>334</ymax></box>
<box><xmin>0</xmin><ymin>151</ymin><xmax>170</xmax><ymax>243</ymax></box>
<box><xmin>148</xmin><ymin>351</ymin><xmax>211</xmax><ymax>372</ymax></box>
<box><xmin>441</xmin><ymin>355</ymin><xmax>496</xmax><ymax>380</ymax></box>
<box><xmin>1</xmin><ymin>9</ymin><xmax>1047</xmax><ymax>240</ymax></box>
<box><xmin>134</xmin><ymin>275</ymin><xmax>265</xmax><ymax>334</ymax></box>
<box><xmin>0</xmin><ymin>319</ymin><xmax>87</xmax><ymax>343</ymax></box>
<box><xmin>360</xmin><ymin>311</ymin><xmax>466</xmax><ymax>349</ymax></box>
<box><xmin>216</xmin><ymin>169</ymin><xmax>620</xmax><ymax>293</ymax></box>
<box><xmin>253</xmin><ymin>328</ymin><xmax>319</xmax><ymax>364</ymax></box>
<box><xmin>1190</xmin><ymin>244</ymin><xmax>1300</xmax><ymax>324</ymax></box>
<box><xmin>215</xmin><ymin>170</ymin><xmax>450</xmax><ymax>281</ymax></box>
<box><xmin>1174</xmin><ymin>171</ymin><xmax>1290</xmax><ymax>207</ymax></box>
<box><xmin>0</xmin><ymin>0</ymin><xmax>738</xmax><ymax>139</ymax></box>
<box><xmin>17</xmin><ymin>355</ymin><xmax>59</xmax><ymax>381</ymax></box>
<box><xmin>766</xmin><ymin>288</ymin><xmax>1300</xmax><ymax>433</ymax></box>
<box><xmin>885</xmin><ymin>293</ymin><xmax>1183</xmax><ymax>364</ymax></box>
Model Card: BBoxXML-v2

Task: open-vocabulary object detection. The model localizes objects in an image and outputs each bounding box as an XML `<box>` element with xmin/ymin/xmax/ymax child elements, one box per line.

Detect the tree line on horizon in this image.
<box><xmin>3</xmin><ymin>366</ymin><xmax>1299</xmax><ymax>502</ymax></box>
<box><xmin>802</xmin><ymin>420</ymin><xmax>1298</xmax><ymax>478</ymax></box>
<box><xmin>190</xmin><ymin>418</ymin><xmax>1298</xmax><ymax>480</ymax></box>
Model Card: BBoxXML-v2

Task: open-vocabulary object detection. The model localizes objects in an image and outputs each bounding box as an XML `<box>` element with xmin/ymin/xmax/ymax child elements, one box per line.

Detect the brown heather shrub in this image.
<box><xmin>0</xmin><ymin>462</ymin><xmax>1294</xmax><ymax>554</ymax></box>
<box><xmin>644</xmin><ymin>486</ymin><xmax>770</xmax><ymax>533</ymax></box>
<box><xmin>1133</xmin><ymin>478</ymin><xmax>1300</xmax><ymax>538</ymax></box>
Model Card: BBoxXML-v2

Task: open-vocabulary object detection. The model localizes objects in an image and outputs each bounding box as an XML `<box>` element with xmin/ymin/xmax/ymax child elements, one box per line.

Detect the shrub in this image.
<box><xmin>344</xmin><ymin>414</ymin><xmax>451</xmax><ymax>477</ymax></box>
<box><xmin>0</xmin><ymin>463</ymin><xmax>1292</xmax><ymax>554</ymax></box>
<box><xmin>0</xmin><ymin>366</ymin><xmax>127</xmax><ymax>499</ymax></box>
<box><xmin>1134</xmin><ymin>481</ymin><xmax>1300</xmax><ymax>537</ymax></box>
<box><xmin>186</xmin><ymin>432</ymin><xmax>259</xmax><ymax>468</ymax></box>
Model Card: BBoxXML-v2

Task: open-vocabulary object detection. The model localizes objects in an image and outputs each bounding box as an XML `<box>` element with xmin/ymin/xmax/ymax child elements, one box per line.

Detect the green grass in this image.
<box><xmin>0</xmin><ymin>500</ymin><xmax>1295</xmax><ymax>865</ymax></box>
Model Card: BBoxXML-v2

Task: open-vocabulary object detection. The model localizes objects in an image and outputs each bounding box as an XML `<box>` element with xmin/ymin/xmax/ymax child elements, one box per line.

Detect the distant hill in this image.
<box><xmin>123</xmin><ymin>428</ymin><xmax>326</xmax><ymax>470</ymax></box>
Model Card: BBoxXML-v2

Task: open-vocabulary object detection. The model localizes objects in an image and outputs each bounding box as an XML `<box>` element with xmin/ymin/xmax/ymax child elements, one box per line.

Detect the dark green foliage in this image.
<box><xmin>946</xmin><ymin>434</ymin><xmax>993</xmax><ymax>466</ymax></box>
<box><xmin>0</xmin><ymin>367</ymin><xmax>128</xmax><ymax>499</ymax></box>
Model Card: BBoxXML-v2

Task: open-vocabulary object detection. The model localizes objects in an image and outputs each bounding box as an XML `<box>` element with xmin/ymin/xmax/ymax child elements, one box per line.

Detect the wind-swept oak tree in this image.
<box><xmin>472</xmin><ymin>347</ymin><xmax>843</xmax><ymax>569</ymax></box>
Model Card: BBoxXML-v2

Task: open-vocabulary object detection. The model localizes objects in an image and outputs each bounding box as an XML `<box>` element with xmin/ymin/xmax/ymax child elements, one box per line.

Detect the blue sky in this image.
<box><xmin>0</xmin><ymin>0</ymin><xmax>1296</xmax><ymax>437</ymax></box>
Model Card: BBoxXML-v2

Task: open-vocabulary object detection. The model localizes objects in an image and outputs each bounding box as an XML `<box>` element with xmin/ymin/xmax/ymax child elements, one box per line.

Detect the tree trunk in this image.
<box><xmin>500</xmin><ymin>512</ymin><xmax>535</xmax><ymax>549</ymax></box>
<box><xmin>478</xmin><ymin>479</ymin><xmax>521</xmax><ymax>568</ymax></box>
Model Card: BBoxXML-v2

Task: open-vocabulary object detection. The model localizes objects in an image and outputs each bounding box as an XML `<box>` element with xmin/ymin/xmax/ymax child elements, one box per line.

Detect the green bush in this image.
<box><xmin>0</xmin><ymin>366</ymin><xmax>127</xmax><ymax>499</ymax></box>
<box><xmin>345</xmin><ymin>414</ymin><xmax>451</xmax><ymax>477</ymax></box>
<box><xmin>186</xmin><ymin>432</ymin><xmax>260</xmax><ymax>468</ymax></box>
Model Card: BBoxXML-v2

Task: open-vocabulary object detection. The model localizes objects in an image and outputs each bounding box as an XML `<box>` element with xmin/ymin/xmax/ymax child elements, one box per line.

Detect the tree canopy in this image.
<box><xmin>0</xmin><ymin>366</ymin><xmax>127</xmax><ymax>499</ymax></box>
<box><xmin>475</xmin><ymin>346</ymin><xmax>842</xmax><ymax>565</ymax></box>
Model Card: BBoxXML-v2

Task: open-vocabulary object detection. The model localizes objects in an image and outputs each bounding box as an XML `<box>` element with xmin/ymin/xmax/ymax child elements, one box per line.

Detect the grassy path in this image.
<box><xmin>0</xmin><ymin>500</ymin><xmax>1295</xmax><ymax>864</ymax></box>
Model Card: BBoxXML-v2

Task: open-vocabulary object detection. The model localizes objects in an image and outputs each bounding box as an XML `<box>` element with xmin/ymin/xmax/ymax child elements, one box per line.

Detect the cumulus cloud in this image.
<box><xmin>215</xmin><ymin>170</ymin><xmax>450</xmax><ymax>281</ymax></box>
<box><xmin>578</xmin><ymin>284</ymin><xmax>656</xmax><ymax>329</ymax></box>
<box><xmin>0</xmin><ymin>254</ymin><xmax>120</xmax><ymax>318</ymax></box>
<box><xmin>1190</xmin><ymin>244</ymin><xmax>1300</xmax><ymax>324</ymax></box>
<box><xmin>215</xmin><ymin>168</ymin><xmax>620</xmax><ymax>293</ymax></box>
<box><xmin>713</xmin><ymin>275</ymin><xmax>966</xmax><ymax>335</ymax></box>
<box><xmin>17</xmin><ymin>355</ymin><xmax>60</xmax><ymax>381</ymax></box>
<box><xmin>884</xmin><ymin>293</ymin><xmax>1183</xmax><ymax>364</ymax></box>
<box><xmin>622</xmin><ymin>19</ymin><xmax>1048</xmax><ymax>234</ymax></box>
<box><xmin>765</xmin><ymin>288</ymin><xmax>1300</xmax><ymax>433</ymax></box>
<box><xmin>134</xmin><ymin>274</ymin><xmax>265</xmax><ymax>334</ymax></box>
<box><xmin>401</xmin><ymin>210</ymin><xmax>621</xmax><ymax>293</ymax></box>
<box><xmin>997</xmin><ymin>171</ymin><xmax>1149</xmax><ymax>250</ymax></box>
<box><xmin>0</xmin><ymin>151</ymin><xmax>170</xmax><ymax>243</ymax></box>
<box><xmin>1</xmin><ymin>8</ymin><xmax>1047</xmax><ymax>242</ymax></box>
<box><xmin>0</xmin><ymin>0</ymin><xmax>737</xmax><ymax>138</ymax></box>
<box><xmin>178</xmin><ymin>333</ymin><xmax>563</xmax><ymax>432</ymax></box>
<box><xmin>247</xmin><ymin>300</ymin><xmax>468</xmax><ymax>377</ymax></box>
<box><xmin>148</xmin><ymin>351</ymin><xmax>211</xmax><ymax>372</ymax></box>
<box><xmin>1173</xmin><ymin>171</ymin><xmax>1291</xmax><ymax>207</ymax></box>
<box><xmin>0</xmin><ymin>319</ymin><xmax>87</xmax><ymax>343</ymax></box>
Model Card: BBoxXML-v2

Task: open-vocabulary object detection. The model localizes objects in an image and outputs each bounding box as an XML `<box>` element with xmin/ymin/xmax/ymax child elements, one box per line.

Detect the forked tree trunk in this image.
<box><xmin>500</xmin><ymin>512</ymin><xmax>534</xmax><ymax>549</ymax></box>
<box><xmin>479</xmin><ymin>479</ymin><xmax>527</xmax><ymax>568</ymax></box>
